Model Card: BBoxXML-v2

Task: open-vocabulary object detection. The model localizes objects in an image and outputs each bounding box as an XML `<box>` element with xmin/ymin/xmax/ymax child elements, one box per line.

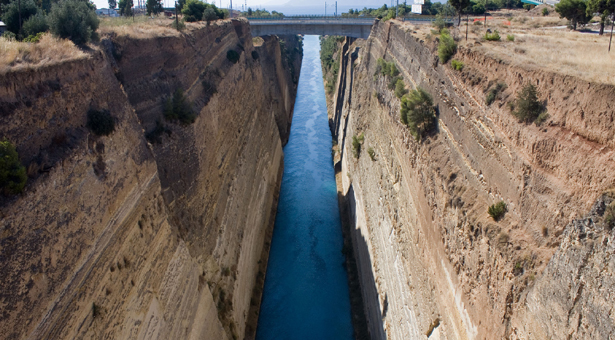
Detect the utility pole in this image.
<box><xmin>396</xmin><ymin>0</ymin><xmax>398</xmax><ymax>18</ymax></box>
<box><xmin>230</xmin><ymin>0</ymin><xmax>232</xmax><ymax>17</ymax></box>
<box><xmin>325</xmin><ymin>1</ymin><xmax>326</xmax><ymax>17</ymax></box>
<box><xmin>466</xmin><ymin>12</ymin><xmax>469</xmax><ymax>40</ymax></box>
<box><xmin>18</xmin><ymin>0</ymin><xmax>21</xmax><ymax>36</ymax></box>
<box><xmin>175</xmin><ymin>0</ymin><xmax>178</xmax><ymax>28</ymax></box>
<box><xmin>335</xmin><ymin>1</ymin><xmax>337</xmax><ymax>17</ymax></box>
<box><xmin>609</xmin><ymin>15</ymin><xmax>613</xmax><ymax>52</ymax></box>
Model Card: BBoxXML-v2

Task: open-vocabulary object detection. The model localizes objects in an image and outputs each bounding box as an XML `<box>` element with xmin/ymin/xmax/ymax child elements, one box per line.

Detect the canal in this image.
<box><xmin>255</xmin><ymin>35</ymin><xmax>354</xmax><ymax>340</ymax></box>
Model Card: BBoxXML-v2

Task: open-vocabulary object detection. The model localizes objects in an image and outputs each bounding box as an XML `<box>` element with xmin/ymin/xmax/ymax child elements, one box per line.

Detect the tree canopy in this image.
<box><xmin>555</xmin><ymin>0</ymin><xmax>592</xmax><ymax>30</ymax></box>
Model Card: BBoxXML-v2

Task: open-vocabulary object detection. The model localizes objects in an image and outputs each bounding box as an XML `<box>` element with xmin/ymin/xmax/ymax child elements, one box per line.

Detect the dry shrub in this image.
<box><xmin>0</xmin><ymin>33</ymin><xmax>86</xmax><ymax>72</ymax></box>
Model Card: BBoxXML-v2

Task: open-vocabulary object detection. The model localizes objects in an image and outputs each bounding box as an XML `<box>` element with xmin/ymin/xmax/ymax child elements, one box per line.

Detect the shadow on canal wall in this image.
<box><xmin>337</xmin><ymin>183</ymin><xmax>386</xmax><ymax>340</ymax></box>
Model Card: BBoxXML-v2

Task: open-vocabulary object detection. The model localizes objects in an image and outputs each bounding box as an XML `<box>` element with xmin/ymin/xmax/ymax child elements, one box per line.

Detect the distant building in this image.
<box><xmin>0</xmin><ymin>21</ymin><xmax>6</xmax><ymax>35</ymax></box>
<box><xmin>96</xmin><ymin>8</ymin><xmax>120</xmax><ymax>17</ymax></box>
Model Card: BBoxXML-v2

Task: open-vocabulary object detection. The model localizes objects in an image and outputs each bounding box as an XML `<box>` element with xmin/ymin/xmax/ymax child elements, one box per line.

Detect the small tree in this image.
<box><xmin>203</xmin><ymin>6</ymin><xmax>217</xmax><ymax>24</ymax></box>
<box><xmin>146</xmin><ymin>0</ymin><xmax>162</xmax><ymax>15</ymax></box>
<box><xmin>49</xmin><ymin>0</ymin><xmax>99</xmax><ymax>45</ymax></box>
<box><xmin>109</xmin><ymin>0</ymin><xmax>117</xmax><ymax>9</ymax></box>
<box><xmin>22</xmin><ymin>12</ymin><xmax>49</xmax><ymax>38</ymax></box>
<box><xmin>394</xmin><ymin>79</ymin><xmax>407</xmax><ymax>98</ymax></box>
<box><xmin>1</xmin><ymin>0</ymin><xmax>39</xmax><ymax>36</ymax></box>
<box><xmin>556</xmin><ymin>0</ymin><xmax>591</xmax><ymax>30</ymax></box>
<box><xmin>586</xmin><ymin>0</ymin><xmax>615</xmax><ymax>35</ymax></box>
<box><xmin>182</xmin><ymin>0</ymin><xmax>207</xmax><ymax>21</ymax></box>
<box><xmin>488</xmin><ymin>201</ymin><xmax>507</xmax><ymax>221</ymax></box>
<box><xmin>400</xmin><ymin>87</ymin><xmax>437</xmax><ymax>140</ymax></box>
<box><xmin>351</xmin><ymin>133</ymin><xmax>364</xmax><ymax>159</ymax></box>
<box><xmin>438</xmin><ymin>31</ymin><xmax>457</xmax><ymax>63</ymax></box>
<box><xmin>512</xmin><ymin>83</ymin><xmax>544</xmax><ymax>123</ymax></box>
<box><xmin>448</xmin><ymin>0</ymin><xmax>471</xmax><ymax>25</ymax></box>
<box><xmin>0</xmin><ymin>140</ymin><xmax>27</xmax><ymax>195</ymax></box>
<box><xmin>118</xmin><ymin>0</ymin><xmax>133</xmax><ymax>16</ymax></box>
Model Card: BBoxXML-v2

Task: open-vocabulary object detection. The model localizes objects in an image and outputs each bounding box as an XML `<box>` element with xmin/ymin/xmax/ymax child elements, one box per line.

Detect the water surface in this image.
<box><xmin>255</xmin><ymin>35</ymin><xmax>354</xmax><ymax>340</ymax></box>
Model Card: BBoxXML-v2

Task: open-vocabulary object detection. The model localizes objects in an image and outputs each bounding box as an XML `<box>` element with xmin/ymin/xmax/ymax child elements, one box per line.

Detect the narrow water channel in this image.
<box><xmin>255</xmin><ymin>35</ymin><xmax>354</xmax><ymax>340</ymax></box>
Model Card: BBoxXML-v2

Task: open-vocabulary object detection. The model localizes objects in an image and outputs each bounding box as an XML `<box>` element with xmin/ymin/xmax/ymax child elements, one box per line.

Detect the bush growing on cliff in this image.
<box><xmin>0</xmin><ymin>140</ymin><xmax>27</xmax><ymax>195</ymax></box>
<box><xmin>367</xmin><ymin>147</ymin><xmax>376</xmax><ymax>161</ymax></box>
<box><xmin>226</xmin><ymin>50</ymin><xmax>240</xmax><ymax>63</ymax></box>
<box><xmin>164</xmin><ymin>89</ymin><xmax>195</xmax><ymax>124</ymax></box>
<box><xmin>87</xmin><ymin>109</ymin><xmax>116</xmax><ymax>136</ymax></box>
<box><xmin>451</xmin><ymin>59</ymin><xmax>464</xmax><ymax>71</ymax></box>
<box><xmin>485</xmin><ymin>82</ymin><xmax>507</xmax><ymax>105</ymax></box>
<box><xmin>438</xmin><ymin>31</ymin><xmax>457</xmax><ymax>64</ymax></box>
<box><xmin>394</xmin><ymin>78</ymin><xmax>407</xmax><ymax>98</ymax></box>
<box><xmin>376</xmin><ymin>58</ymin><xmax>400</xmax><ymax>78</ymax></box>
<box><xmin>400</xmin><ymin>87</ymin><xmax>437</xmax><ymax>141</ymax></box>
<box><xmin>352</xmin><ymin>133</ymin><xmax>364</xmax><ymax>159</ymax></box>
<box><xmin>49</xmin><ymin>0</ymin><xmax>99</xmax><ymax>45</ymax></box>
<box><xmin>182</xmin><ymin>0</ymin><xmax>223</xmax><ymax>22</ymax></box>
<box><xmin>488</xmin><ymin>201</ymin><xmax>507</xmax><ymax>221</ymax></box>
<box><xmin>604</xmin><ymin>202</ymin><xmax>615</xmax><ymax>230</ymax></box>
<box><xmin>511</xmin><ymin>83</ymin><xmax>545</xmax><ymax>124</ymax></box>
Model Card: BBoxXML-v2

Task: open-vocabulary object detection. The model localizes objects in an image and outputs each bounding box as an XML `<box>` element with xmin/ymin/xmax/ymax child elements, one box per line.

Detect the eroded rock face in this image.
<box><xmin>0</xmin><ymin>19</ymin><xmax>301</xmax><ymax>340</ymax></box>
<box><xmin>331</xmin><ymin>20</ymin><xmax>615</xmax><ymax>339</ymax></box>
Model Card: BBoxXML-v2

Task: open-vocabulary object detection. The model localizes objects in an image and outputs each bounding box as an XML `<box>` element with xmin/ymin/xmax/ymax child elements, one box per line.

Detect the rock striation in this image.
<box><xmin>331</xmin><ymin>20</ymin><xmax>615</xmax><ymax>339</ymax></box>
<box><xmin>0</xmin><ymin>19</ymin><xmax>301</xmax><ymax>340</ymax></box>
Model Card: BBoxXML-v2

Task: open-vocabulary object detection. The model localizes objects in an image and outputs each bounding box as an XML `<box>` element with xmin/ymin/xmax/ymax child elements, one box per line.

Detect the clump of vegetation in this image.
<box><xmin>351</xmin><ymin>133</ymin><xmax>364</xmax><ymax>159</ymax></box>
<box><xmin>145</xmin><ymin>121</ymin><xmax>171</xmax><ymax>144</ymax></box>
<box><xmin>506</xmin><ymin>34</ymin><xmax>515</xmax><ymax>41</ymax></box>
<box><xmin>484</xmin><ymin>30</ymin><xmax>501</xmax><ymax>41</ymax></box>
<box><xmin>22</xmin><ymin>12</ymin><xmax>49</xmax><ymax>38</ymax></box>
<box><xmin>1</xmin><ymin>0</ymin><xmax>38</xmax><ymax>37</ymax></box>
<box><xmin>92</xmin><ymin>302</ymin><xmax>101</xmax><ymax>319</ymax></box>
<box><xmin>542</xmin><ymin>7</ymin><xmax>549</xmax><ymax>16</ymax></box>
<box><xmin>485</xmin><ymin>82</ymin><xmax>507</xmax><ymax>105</ymax></box>
<box><xmin>49</xmin><ymin>0</ymin><xmax>99</xmax><ymax>45</ymax></box>
<box><xmin>451</xmin><ymin>59</ymin><xmax>464</xmax><ymax>71</ymax></box>
<box><xmin>251</xmin><ymin>50</ymin><xmax>259</xmax><ymax>60</ymax></box>
<box><xmin>171</xmin><ymin>18</ymin><xmax>186</xmax><ymax>30</ymax></box>
<box><xmin>511</xmin><ymin>83</ymin><xmax>545</xmax><ymax>124</ymax></box>
<box><xmin>604</xmin><ymin>201</ymin><xmax>615</xmax><ymax>230</ymax></box>
<box><xmin>226</xmin><ymin>50</ymin><xmax>240</xmax><ymax>64</ymax></box>
<box><xmin>0</xmin><ymin>140</ymin><xmax>27</xmax><ymax>195</ymax></box>
<box><xmin>376</xmin><ymin>58</ymin><xmax>400</xmax><ymax>78</ymax></box>
<box><xmin>488</xmin><ymin>201</ymin><xmax>507</xmax><ymax>221</ymax></box>
<box><xmin>23</xmin><ymin>31</ymin><xmax>45</xmax><ymax>43</ymax></box>
<box><xmin>367</xmin><ymin>147</ymin><xmax>376</xmax><ymax>161</ymax></box>
<box><xmin>555</xmin><ymin>0</ymin><xmax>591</xmax><ymax>30</ymax></box>
<box><xmin>394</xmin><ymin>78</ymin><xmax>407</xmax><ymax>98</ymax></box>
<box><xmin>87</xmin><ymin>109</ymin><xmax>116</xmax><ymax>136</ymax></box>
<box><xmin>164</xmin><ymin>89</ymin><xmax>196</xmax><ymax>124</ymax></box>
<box><xmin>438</xmin><ymin>30</ymin><xmax>457</xmax><ymax>64</ymax></box>
<box><xmin>400</xmin><ymin>87</ymin><xmax>437</xmax><ymax>141</ymax></box>
<box><xmin>498</xmin><ymin>231</ymin><xmax>509</xmax><ymax>245</ymax></box>
<box><xmin>432</xmin><ymin>14</ymin><xmax>447</xmax><ymax>30</ymax></box>
<box><xmin>182</xmin><ymin>0</ymin><xmax>224</xmax><ymax>22</ymax></box>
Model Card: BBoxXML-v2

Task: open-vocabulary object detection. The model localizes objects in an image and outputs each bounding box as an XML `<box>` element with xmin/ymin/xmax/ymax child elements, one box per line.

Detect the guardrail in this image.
<box><xmin>246</xmin><ymin>15</ymin><xmax>453</xmax><ymax>23</ymax></box>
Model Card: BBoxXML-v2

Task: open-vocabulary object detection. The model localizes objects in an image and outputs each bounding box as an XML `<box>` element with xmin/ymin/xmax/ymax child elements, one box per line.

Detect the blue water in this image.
<box><xmin>255</xmin><ymin>35</ymin><xmax>354</xmax><ymax>340</ymax></box>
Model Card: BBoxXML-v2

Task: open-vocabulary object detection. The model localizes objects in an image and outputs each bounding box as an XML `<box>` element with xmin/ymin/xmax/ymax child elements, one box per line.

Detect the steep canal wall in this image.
<box><xmin>330</xmin><ymin>20</ymin><xmax>615</xmax><ymax>339</ymax></box>
<box><xmin>0</xmin><ymin>19</ymin><xmax>301</xmax><ymax>340</ymax></box>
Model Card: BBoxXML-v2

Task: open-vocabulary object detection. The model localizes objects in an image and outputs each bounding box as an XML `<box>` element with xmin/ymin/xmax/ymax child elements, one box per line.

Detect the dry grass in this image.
<box><xmin>404</xmin><ymin>8</ymin><xmax>615</xmax><ymax>85</ymax></box>
<box><xmin>0</xmin><ymin>33</ymin><xmax>86</xmax><ymax>73</ymax></box>
<box><xmin>98</xmin><ymin>16</ymin><xmax>180</xmax><ymax>38</ymax></box>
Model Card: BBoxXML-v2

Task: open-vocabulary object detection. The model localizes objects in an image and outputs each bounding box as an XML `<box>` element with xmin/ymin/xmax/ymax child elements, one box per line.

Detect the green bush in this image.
<box><xmin>400</xmin><ymin>87</ymin><xmax>437</xmax><ymax>141</ymax></box>
<box><xmin>171</xmin><ymin>19</ymin><xmax>186</xmax><ymax>30</ymax></box>
<box><xmin>485</xmin><ymin>82</ymin><xmax>507</xmax><ymax>105</ymax></box>
<box><xmin>387</xmin><ymin>75</ymin><xmax>401</xmax><ymax>90</ymax></box>
<box><xmin>351</xmin><ymin>133</ymin><xmax>364</xmax><ymax>159</ymax></box>
<box><xmin>49</xmin><ymin>0</ymin><xmax>99</xmax><ymax>45</ymax></box>
<box><xmin>488</xmin><ymin>201</ymin><xmax>507</xmax><ymax>221</ymax></box>
<box><xmin>1</xmin><ymin>0</ymin><xmax>38</xmax><ymax>36</ymax></box>
<box><xmin>512</xmin><ymin>83</ymin><xmax>544</xmax><ymax>124</ymax></box>
<box><xmin>438</xmin><ymin>31</ymin><xmax>457</xmax><ymax>64</ymax></box>
<box><xmin>87</xmin><ymin>109</ymin><xmax>116</xmax><ymax>136</ymax></box>
<box><xmin>23</xmin><ymin>31</ymin><xmax>45</xmax><ymax>43</ymax></box>
<box><xmin>542</xmin><ymin>7</ymin><xmax>549</xmax><ymax>16</ymax></box>
<box><xmin>118</xmin><ymin>0</ymin><xmax>133</xmax><ymax>16</ymax></box>
<box><xmin>394</xmin><ymin>78</ymin><xmax>407</xmax><ymax>98</ymax></box>
<box><xmin>251</xmin><ymin>50</ymin><xmax>259</xmax><ymax>60</ymax></box>
<box><xmin>506</xmin><ymin>34</ymin><xmax>515</xmax><ymax>41</ymax></box>
<box><xmin>484</xmin><ymin>30</ymin><xmax>501</xmax><ymax>41</ymax></box>
<box><xmin>2</xmin><ymin>31</ymin><xmax>16</xmax><ymax>40</ymax></box>
<box><xmin>0</xmin><ymin>140</ymin><xmax>27</xmax><ymax>195</ymax></box>
<box><xmin>451</xmin><ymin>59</ymin><xmax>464</xmax><ymax>71</ymax></box>
<box><xmin>22</xmin><ymin>12</ymin><xmax>49</xmax><ymax>38</ymax></box>
<box><xmin>375</xmin><ymin>58</ymin><xmax>399</xmax><ymax>77</ymax></box>
<box><xmin>226</xmin><ymin>50</ymin><xmax>240</xmax><ymax>63</ymax></box>
<box><xmin>164</xmin><ymin>89</ymin><xmax>195</xmax><ymax>124</ymax></box>
<box><xmin>433</xmin><ymin>14</ymin><xmax>447</xmax><ymax>30</ymax></box>
<box><xmin>202</xmin><ymin>6</ymin><xmax>217</xmax><ymax>23</ymax></box>
<box><xmin>367</xmin><ymin>147</ymin><xmax>375</xmax><ymax>161</ymax></box>
<box><xmin>182</xmin><ymin>0</ymin><xmax>207</xmax><ymax>21</ymax></box>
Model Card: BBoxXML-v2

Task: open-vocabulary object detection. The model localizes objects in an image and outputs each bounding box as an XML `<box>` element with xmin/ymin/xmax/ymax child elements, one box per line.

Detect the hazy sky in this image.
<box><xmin>92</xmin><ymin>0</ymin><xmax>416</xmax><ymax>14</ymax></box>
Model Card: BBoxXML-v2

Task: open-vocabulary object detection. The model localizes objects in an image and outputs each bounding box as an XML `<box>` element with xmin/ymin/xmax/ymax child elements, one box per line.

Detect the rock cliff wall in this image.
<box><xmin>0</xmin><ymin>19</ymin><xmax>301</xmax><ymax>340</ymax></box>
<box><xmin>331</xmin><ymin>20</ymin><xmax>615</xmax><ymax>339</ymax></box>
